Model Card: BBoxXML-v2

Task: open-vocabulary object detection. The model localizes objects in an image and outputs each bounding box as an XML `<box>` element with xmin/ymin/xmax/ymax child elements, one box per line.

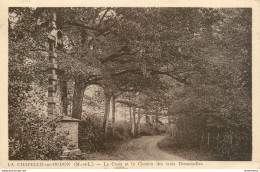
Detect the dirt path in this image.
<box><xmin>116</xmin><ymin>135</ymin><xmax>186</xmax><ymax>160</ymax></box>
<box><xmin>83</xmin><ymin>135</ymin><xmax>186</xmax><ymax>160</ymax></box>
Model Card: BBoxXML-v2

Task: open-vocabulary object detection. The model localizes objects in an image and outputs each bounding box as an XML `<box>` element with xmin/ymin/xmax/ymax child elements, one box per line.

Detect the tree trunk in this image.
<box><xmin>60</xmin><ymin>78</ymin><xmax>68</xmax><ymax>116</ymax></box>
<box><xmin>136</xmin><ymin>108</ymin><xmax>141</xmax><ymax>136</ymax></box>
<box><xmin>145</xmin><ymin>114</ymin><xmax>150</xmax><ymax>125</ymax></box>
<box><xmin>103</xmin><ymin>92</ymin><xmax>111</xmax><ymax>134</ymax></box>
<box><xmin>230</xmin><ymin>135</ymin><xmax>233</xmax><ymax>147</ymax></box>
<box><xmin>155</xmin><ymin>114</ymin><xmax>159</xmax><ymax>131</ymax></box>
<box><xmin>217</xmin><ymin>133</ymin><xmax>220</xmax><ymax>151</ymax></box>
<box><xmin>155</xmin><ymin>108</ymin><xmax>159</xmax><ymax>131</ymax></box>
<box><xmin>129</xmin><ymin>106</ymin><xmax>132</xmax><ymax>123</ymax></box>
<box><xmin>124</xmin><ymin>106</ymin><xmax>127</xmax><ymax>125</ymax></box>
<box><xmin>131</xmin><ymin>107</ymin><xmax>136</xmax><ymax>137</ymax></box>
<box><xmin>72</xmin><ymin>79</ymin><xmax>86</xmax><ymax>120</ymax></box>
<box><xmin>200</xmin><ymin>132</ymin><xmax>204</xmax><ymax>152</ymax></box>
<box><xmin>207</xmin><ymin>132</ymin><xmax>210</xmax><ymax>150</ymax></box>
<box><xmin>111</xmin><ymin>95</ymin><xmax>116</xmax><ymax>134</ymax></box>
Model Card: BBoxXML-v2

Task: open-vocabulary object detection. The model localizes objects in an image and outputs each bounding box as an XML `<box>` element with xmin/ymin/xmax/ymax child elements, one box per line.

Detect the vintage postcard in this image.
<box><xmin>0</xmin><ymin>0</ymin><xmax>260</xmax><ymax>169</ymax></box>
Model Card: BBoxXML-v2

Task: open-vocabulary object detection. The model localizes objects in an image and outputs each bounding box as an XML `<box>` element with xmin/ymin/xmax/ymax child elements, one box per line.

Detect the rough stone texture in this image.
<box><xmin>56</xmin><ymin>116</ymin><xmax>82</xmax><ymax>160</ymax></box>
<box><xmin>60</xmin><ymin>148</ymin><xmax>82</xmax><ymax>160</ymax></box>
<box><xmin>56</xmin><ymin>116</ymin><xmax>81</xmax><ymax>149</ymax></box>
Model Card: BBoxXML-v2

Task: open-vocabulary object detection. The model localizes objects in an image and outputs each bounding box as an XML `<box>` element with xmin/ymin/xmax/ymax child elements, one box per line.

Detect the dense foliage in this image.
<box><xmin>8</xmin><ymin>8</ymin><xmax>251</xmax><ymax>160</ymax></box>
<box><xmin>164</xmin><ymin>9</ymin><xmax>252</xmax><ymax>160</ymax></box>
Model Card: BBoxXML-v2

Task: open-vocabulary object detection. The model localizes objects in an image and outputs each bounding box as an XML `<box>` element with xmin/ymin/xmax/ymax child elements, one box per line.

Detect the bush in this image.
<box><xmin>107</xmin><ymin>122</ymin><xmax>132</xmax><ymax>141</ymax></box>
<box><xmin>78</xmin><ymin>115</ymin><xmax>106</xmax><ymax>152</ymax></box>
<box><xmin>8</xmin><ymin>71</ymin><xmax>68</xmax><ymax>160</ymax></box>
<box><xmin>9</xmin><ymin>113</ymin><xmax>68</xmax><ymax>160</ymax></box>
<box><xmin>79</xmin><ymin>116</ymin><xmax>132</xmax><ymax>152</ymax></box>
<box><xmin>139</xmin><ymin>123</ymin><xmax>166</xmax><ymax>136</ymax></box>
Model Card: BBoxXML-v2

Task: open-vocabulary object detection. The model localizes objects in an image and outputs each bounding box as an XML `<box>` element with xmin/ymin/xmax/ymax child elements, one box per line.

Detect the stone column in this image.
<box><xmin>47</xmin><ymin>12</ymin><xmax>58</xmax><ymax>115</ymax></box>
<box><xmin>47</xmin><ymin>12</ymin><xmax>63</xmax><ymax>115</ymax></box>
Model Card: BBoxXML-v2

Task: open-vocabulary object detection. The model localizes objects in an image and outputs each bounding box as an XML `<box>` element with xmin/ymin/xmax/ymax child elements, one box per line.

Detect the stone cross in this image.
<box><xmin>46</xmin><ymin>12</ymin><xmax>82</xmax><ymax>159</ymax></box>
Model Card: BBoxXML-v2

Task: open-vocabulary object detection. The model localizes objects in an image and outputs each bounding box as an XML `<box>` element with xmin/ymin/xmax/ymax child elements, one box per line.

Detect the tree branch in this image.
<box><xmin>29</xmin><ymin>49</ymin><xmax>47</xmax><ymax>52</ymax></box>
<box><xmin>111</xmin><ymin>68</ymin><xmax>195</xmax><ymax>84</ymax></box>
<box><xmin>65</xmin><ymin>21</ymin><xmax>104</xmax><ymax>33</ymax></box>
<box><xmin>101</xmin><ymin>46</ymin><xmax>135</xmax><ymax>64</ymax></box>
<box><xmin>111</xmin><ymin>69</ymin><xmax>143</xmax><ymax>77</ymax></box>
<box><xmin>97</xmin><ymin>8</ymin><xmax>111</xmax><ymax>27</ymax></box>
<box><xmin>116</xmin><ymin>100</ymin><xmax>138</xmax><ymax>107</ymax></box>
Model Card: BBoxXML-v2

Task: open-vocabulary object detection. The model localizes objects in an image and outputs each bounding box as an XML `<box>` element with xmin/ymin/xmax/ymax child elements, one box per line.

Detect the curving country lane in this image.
<box><xmin>117</xmin><ymin>135</ymin><xmax>186</xmax><ymax>160</ymax></box>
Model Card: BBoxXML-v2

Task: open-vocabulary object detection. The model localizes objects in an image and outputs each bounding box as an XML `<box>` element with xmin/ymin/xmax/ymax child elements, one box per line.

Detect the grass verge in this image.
<box><xmin>157</xmin><ymin>136</ymin><xmax>214</xmax><ymax>161</ymax></box>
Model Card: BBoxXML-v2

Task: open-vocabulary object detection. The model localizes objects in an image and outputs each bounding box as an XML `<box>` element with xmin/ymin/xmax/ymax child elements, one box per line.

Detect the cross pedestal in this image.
<box><xmin>56</xmin><ymin>116</ymin><xmax>82</xmax><ymax>159</ymax></box>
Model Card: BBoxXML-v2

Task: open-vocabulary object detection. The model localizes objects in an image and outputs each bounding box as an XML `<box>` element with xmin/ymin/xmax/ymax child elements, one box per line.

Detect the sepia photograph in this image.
<box><xmin>7</xmin><ymin>7</ymin><xmax>252</xmax><ymax>162</ymax></box>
